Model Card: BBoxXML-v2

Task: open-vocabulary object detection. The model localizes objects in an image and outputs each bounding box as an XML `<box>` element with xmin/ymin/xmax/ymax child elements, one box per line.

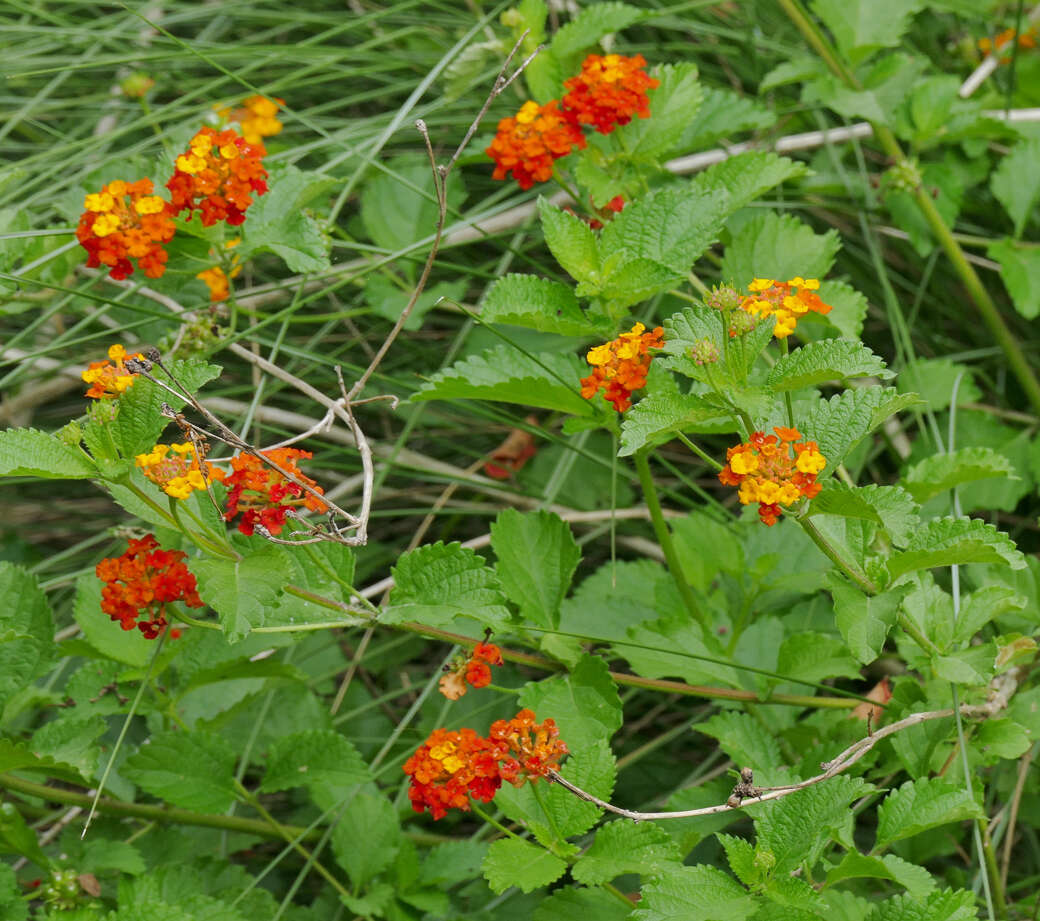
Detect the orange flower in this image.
<box><xmin>718</xmin><ymin>426</ymin><xmax>826</xmax><ymax>525</ymax></box>
<box><xmin>82</xmin><ymin>343</ymin><xmax>142</xmax><ymax>399</ymax></box>
<box><xmin>135</xmin><ymin>442</ymin><xmax>225</xmax><ymax>499</ymax></box>
<box><xmin>96</xmin><ymin>534</ymin><xmax>201</xmax><ymax>638</ymax></box>
<box><xmin>487</xmin><ymin>708</ymin><xmax>568</xmax><ymax>786</ymax></box>
<box><xmin>223</xmin><ymin>447</ymin><xmax>327</xmax><ymax>536</ymax></box>
<box><xmin>485</xmin><ymin>99</ymin><xmax>586</xmax><ymax>190</ymax></box>
<box><xmin>167</xmin><ymin>126</ymin><xmax>268</xmax><ymax>227</ymax></box>
<box><xmin>217</xmin><ymin>95</ymin><xmax>284</xmax><ymax>145</ymax></box>
<box><xmin>580</xmin><ymin>322</ymin><xmax>665</xmax><ymax>412</ymax></box>
<box><xmin>197</xmin><ymin>239</ymin><xmax>242</xmax><ymax>302</ymax></box>
<box><xmin>439</xmin><ymin>640</ymin><xmax>505</xmax><ymax>700</ymax></box>
<box><xmin>76</xmin><ymin>179</ymin><xmax>176</xmax><ymax>280</ymax></box>
<box><xmin>979</xmin><ymin>26</ymin><xmax>1037</xmax><ymax>55</ymax></box>
<box><xmin>738</xmin><ymin>277</ymin><xmax>832</xmax><ymax>339</ymax></box>
<box><xmin>561</xmin><ymin>53</ymin><xmax>659</xmax><ymax>135</ymax></box>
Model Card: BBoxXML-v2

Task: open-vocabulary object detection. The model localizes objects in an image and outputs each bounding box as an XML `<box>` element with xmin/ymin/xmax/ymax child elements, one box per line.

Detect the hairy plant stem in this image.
<box><xmin>633</xmin><ymin>449</ymin><xmax>707</xmax><ymax>630</ymax></box>
<box><xmin>776</xmin><ymin>0</ymin><xmax>1040</xmax><ymax>416</ymax></box>
<box><xmin>797</xmin><ymin>516</ymin><xmax>878</xmax><ymax>595</ymax></box>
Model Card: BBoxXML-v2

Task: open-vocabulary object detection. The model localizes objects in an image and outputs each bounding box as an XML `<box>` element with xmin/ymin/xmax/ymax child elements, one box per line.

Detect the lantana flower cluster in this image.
<box><xmin>486</xmin><ymin>53</ymin><xmax>658</xmax><ymax>190</ymax></box>
<box><xmin>739</xmin><ymin>277</ymin><xmax>832</xmax><ymax>339</ymax></box>
<box><xmin>82</xmin><ymin>344</ymin><xmax>142</xmax><ymax>399</ymax></box>
<box><xmin>216</xmin><ymin>94</ymin><xmax>284</xmax><ymax>145</ymax></box>
<box><xmin>223</xmin><ymin>447</ymin><xmax>328</xmax><ymax>536</ymax></box>
<box><xmin>439</xmin><ymin>641</ymin><xmax>504</xmax><ymax>700</ymax></box>
<box><xmin>76</xmin><ymin>96</ymin><xmax>281</xmax><ymax>281</ymax></box>
<box><xmin>718</xmin><ymin>427</ymin><xmax>826</xmax><ymax>526</ymax></box>
<box><xmin>135</xmin><ymin>442</ymin><xmax>225</xmax><ymax>500</ymax></box>
<box><xmin>580</xmin><ymin>322</ymin><xmax>665</xmax><ymax>412</ymax></box>
<box><xmin>403</xmin><ymin>709</ymin><xmax>567</xmax><ymax>819</ymax></box>
<box><xmin>96</xmin><ymin>534</ymin><xmax>202</xmax><ymax>638</ymax></box>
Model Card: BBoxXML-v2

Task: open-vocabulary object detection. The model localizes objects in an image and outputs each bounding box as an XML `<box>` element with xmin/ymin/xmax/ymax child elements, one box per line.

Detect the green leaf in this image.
<box><xmin>519</xmin><ymin>654</ymin><xmax>621</xmax><ymax>752</ymax></box>
<box><xmin>411</xmin><ymin>344</ymin><xmax>592</xmax><ymax>415</ymax></box>
<box><xmin>680</xmin><ymin>89</ymin><xmax>776</xmax><ymax>150</ymax></box>
<box><xmin>953</xmin><ymin>585</ymin><xmax>1027</xmax><ymax>645</ymax></box>
<box><xmin>826</xmin><ymin>851</ymin><xmax>935</xmax><ymax>900</ymax></box>
<box><xmin>534</xmin><ymin>887</ymin><xmax>634</xmax><ymax>921</ymax></box>
<box><xmin>0</xmin><ymin>562</ymin><xmax>55</xmax><ymax>716</ymax></box>
<box><xmin>811</xmin><ymin>0</ymin><xmax>923</xmax><ymax>64</ymax></box>
<box><xmin>123</xmin><ymin>729</ymin><xmax>237</xmax><ymax>812</ymax></box>
<box><xmin>539</xmin><ymin>198</ymin><xmax>599</xmax><ymax>284</ymax></box>
<box><xmin>806</xmin><ymin>54</ymin><xmax>923</xmax><ymax>126</ymax></box>
<box><xmin>692</xmin><ymin>151</ymin><xmax>808</xmax><ymax>212</ymax></box>
<box><xmin>491</xmin><ymin>509</ymin><xmax>580</xmax><ymax>629</ymax></box>
<box><xmin>260</xmin><ymin>730</ymin><xmax>370</xmax><ymax>793</ymax></box>
<box><xmin>808</xmin><ymin>482</ymin><xmax>919</xmax><ymax>548</ymax></box>
<box><xmin>974</xmin><ymin>718</ymin><xmax>1031</xmax><ymax>760</ymax></box>
<box><xmin>0</xmin><ymin>862</ymin><xmax>27</xmax><ymax>921</ymax></box>
<box><xmin>720</xmin><ymin>212</ymin><xmax>840</xmax><ymax>287</ymax></box>
<box><xmin>885</xmin><ymin>517</ymin><xmax>1026</xmax><ymax>581</ymax></box>
<box><xmin>777</xmin><ymin>632</ymin><xmax>862</xmax><ymax>683</ymax></box>
<box><xmin>618</xmin><ymin>389</ymin><xmax>733</xmax><ymax>456</ymax></box>
<box><xmin>384</xmin><ymin>540</ymin><xmax>511</xmax><ymax>629</ymax></box>
<box><xmin>803</xmin><ymin>386</ymin><xmax>922</xmax><ymax>474</ymax></box>
<box><xmin>697</xmin><ymin>711</ymin><xmax>781</xmax><ymax>772</ymax></box>
<box><xmin>767</xmin><ymin>339</ymin><xmax>891</xmax><ymax>391</ymax></box>
<box><xmin>623</xmin><ymin>63</ymin><xmax>703</xmax><ymax>160</ymax></box>
<box><xmin>904</xmin><ymin>447</ymin><xmax>1017</xmax><ymax>504</ymax></box>
<box><xmin>482</xmin><ymin>274</ymin><xmax>609</xmax><ymax>336</ymax></box>
<box><xmin>572</xmin><ymin>820</ymin><xmax>682</xmax><ymax>884</ymax></box>
<box><xmin>990</xmin><ymin>138</ymin><xmax>1040</xmax><ymax>238</ymax></box>
<box><xmin>864</xmin><ymin>888</ymin><xmax>977</xmax><ymax>921</ymax></box>
<box><xmin>189</xmin><ymin>548</ymin><xmax>287</xmax><ymax>642</ymax></box>
<box><xmin>988</xmin><ymin>238</ymin><xmax>1040</xmax><ymax>319</ymax></box>
<box><xmin>31</xmin><ymin>714</ymin><xmax>106</xmax><ymax>779</ymax></box>
<box><xmin>330</xmin><ymin>789</ymin><xmax>400</xmax><ymax>888</ymax></box>
<box><xmin>897</xmin><ymin>357</ymin><xmax>981</xmax><ymax>412</ymax></box>
<box><xmin>632</xmin><ymin>865</ymin><xmax>756</xmax><ymax>921</ymax></box>
<box><xmin>550</xmin><ymin>2</ymin><xmax>645</xmax><ymax>63</ymax></box>
<box><xmin>73</xmin><ymin>571</ymin><xmax>156</xmax><ymax>667</ymax></box>
<box><xmin>590</xmin><ymin>254</ymin><xmax>683</xmax><ymax>310</ymax></box>
<box><xmin>875</xmin><ymin>777</ymin><xmax>983</xmax><ymax>848</ymax></box>
<box><xmin>828</xmin><ymin>575</ymin><xmax>908</xmax><ymax>664</ymax></box>
<box><xmin>0</xmin><ymin>427</ymin><xmax>97</xmax><ymax>479</ymax></box>
<box><xmin>0</xmin><ymin>802</ymin><xmax>51</xmax><ymax>867</ymax></box>
<box><xmin>482</xmin><ymin>838</ymin><xmax>568</xmax><ymax>894</ymax></box>
<box><xmin>417</xmin><ymin>840</ymin><xmax>489</xmax><ymax>886</ymax></box>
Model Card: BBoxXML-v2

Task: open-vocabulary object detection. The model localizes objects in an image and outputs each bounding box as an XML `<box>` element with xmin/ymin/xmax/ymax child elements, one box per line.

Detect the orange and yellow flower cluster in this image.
<box><xmin>403</xmin><ymin>709</ymin><xmax>567</xmax><ymax>819</ymax></box>
<box><xmin>135</xmin><ymin>442</ymin><xmax>225</xmax><ymax>500</ymax></box>
<box><xmin>96</xmin><ymin>534</ymin><xmax>202</xmax><ymax>638</ymax></box>
<box><xmin>739</xmin><ymin>277</ymin><xmax>832</xmax><ymax>339</ymax></box>
<box><xmin>75</xmin><ymin>180</ymin><xmax>176</xmax><ymax>281</ymax></box>
<box><xmin>486</xmin><ymin>53</ymin><xmax>657</xmax><ymax>189</ymax></box>
<box><xmin>979</xmin><ymin>25</ymin><xmax>1037</xmax><ymax>55</ymax></box>
<box><xmin>439</xmin><ymin>641</ymin><xmax>504</xmax><ymax>700</ymax></box>
<box><xmin>223</xmin><ymin>447</ymin><xmax>328</xmax><ymax>536</ymax></box>
<box><xmin>718</xmin><ymin>427</ymin><xmax>826</xmax><ymax>526</ymax></box>
<box><xmin>217</xmin><ymin>94</ymin><xmax>284</xmax><ymax>145</ymax></box>
<box><xmin>82</xmin><ymin>344</ymin><xmax>141</xmax><ymax>399</ymax></box>
<box><xmin>580</xmin><ymin>322</ymin><xmax>665</xmax><ymax>412</ymax></box>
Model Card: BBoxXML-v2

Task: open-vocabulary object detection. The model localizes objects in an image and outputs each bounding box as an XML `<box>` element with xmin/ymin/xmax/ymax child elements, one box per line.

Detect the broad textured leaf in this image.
<box><xmin>591</xmin><ymin>254</ymin><xmax>683</xmax><ymax>309</ymax></box>
<box><xmin>803</xmin><ymin>386</ymin><xmax>922</xmax><ymax>474</ymax></box>
<box><xmin>0</xmin><ymin>562</ymin><xmax>55</xmax><ymax>715</ymax></box>
<box><xmin>482</xmin><ymin>838</ymin><xmax>567</xmax><ymax>894</ymax></box>
<box><xmin>811</xmin><ymin>0</ymin><xmax>923</xmax><ymax>63</ymax></box>
<box><xmin>632</xmin><ymin>865</ymin><xmax>756</xmax><ymax>921</ymax></box>
<box><xmin>550</xmin><ymin>1</ymin><xmax>645</xmax><ymax>62</ymax></box>
<box><xmin>897</xmin><ymin>357</ymin><xmax>981</xmax><ymax>412</ymax></box>
<box><xmin>31</xmin><ymin>714</ymin><xmax>106</xmax><ymax>779</ymax></box>
<box><xmin>539</xmin><ymin>197</ymin><xmax>599</xmax><ymax>284</ymax></box>
<box><xmin>692</xmin><ymin>151</ymin><xmax>807</xmax><ymax>212</ymax></box>
<box><xmin>989</xmin><ymin>238</ymin><xmax>1040</xmax><ymax>319</ymax></box>
<box><xmin>718</xmin><ymin>834</ymin><xmax>757</xmax><ymax>886</ymax></box>
<box><xmin>330</xmin><ymin>789</ymin><xmax>400</xmax><ymax>888</ymax></box>
<box><xmin>720</xmin><ymin>211</ymin><xmax>840</xmax><ymax>287</ymax></box>
<box><xmin>572</xmin><ymin>820</ymin><xmax>682</xmax><ymax>884</ymax></box>
<box><xmin>0</xmin><ymin>427</ymin><xmax>96</xmax><ymax>479</ymax></box>
<box><xmin>826</xmin><ymin>851</ymin><xmax>934</xmax><ymax>899</ymax></box>
<box><xmin>481</xmin><ymin>273</ymin><xmax>609</xmax><ymax>336</ymax></box>
<box><xmin>864</xmin><ymin>888</ymin><xmax>977</xmax><ymax>921</ymax></box>
<box><xmin>189</xmin><ymin>548</ymin><xmax>287</xmax><ymax>642</ymax></box>
<box><xmin>618</xmin><ymin>389</ymin><xmax>733</xmax><ymax>456</ymax></box>
<box><xmin>806</xmin><ymin>54</ymin><xmax>923</xmax><ymax>126</ymax></box>
<box><xmin>534</xmin><ymin>887</ymin><xmax>634</xmax><ymax>921</ymax></box>
<box><xmin>777</xmin><ymin>632</ymin><xmax>862</xmax><ymax>683</ymax></box>
<box><xmin>990</xmin><ymin>138</ymin><xmax>1040</xmax><ymax>238</ymax></box>
<box><xmin>519</xmin><ymin>654</ymin><xmax>621</xmax><ymax>751</ymax></box>
<box><xmin>697</xmin><ymin>711</ymin><xmax>781</xmax><ymax>772</ymax></box>
<box><xmin>411</xmin><ymin>345</ymin><xmax>592</xmax><ymax>415</ymax></box>
<box><xmin>0</xmin><ymin>738</ymin><xmax>82</xmax><ymax>781</ymax></box>
<box><xmin>904</xmin><ymin>447</ymin><xmax>1016</xmax><ymax>504</ymax></box>
<box><xmin>490</xmin><ymin>509</ymin><xmax>580</xmax><ymax>628</ymax></box>
<box><xmin>953</xmin><ymin>585</ymin><xmax>1027</xmax><ymax>645</ymax></box>
<box><xmin>809</xmin><ymin>482</ymin><xmax>918</xmax><ymax>547</ymax></box>
<box><xmin>384</xmin><ymin>541</ymin><xmax>511</xmax><ymax>629</ymax></box>
<box><xmin>680</xmin><ymin>93</ymin><xmax>776</xmax><ymax>150</ymax></box>
<box><xmin>0</xmin><ymin>863</ymin><xmax>27</xmax><ymax>921</ymax></box>
<box><xmin>124</xmin><ymin>730</ymin><xmax>237</xmax><ymax>812</ymax></box>
<box><xmin>767</xmin><ymin>339</ymin><xmax>891</xmax><ymax>391</ymax></box>
<box><xmin>417</xmin><ymin>840</ymin><xmax>489</xmax><ymax>887</ymax></box>
<box><xmin>624</xmin><ymin>63</ymin><xmax>703</xmax><ymax>159</ymax></box>
<box><xmin>260</xmin><ymin>730</ymin><xmax>370</xmax><ymax>793</ymax></box>
<box><xmin>0</xmin><ymin>802</ymin><xmax>51</xmax><ymax>867</ymax></box>
<box><xmin>662</xmin><ymin>303</ymin><xmax>772</xmax><ymax>388</ymax></box>
<box><xmin>885</xmin><ymin>517</ymin><xmax>1026</xmax><ymax>581</ymax></box>
<box><xmin>829</xmin><ymin>576</ymin><xmax>908</xmax><ymax>664</ymax></box>
<box><xmin>875</xmin><ymin>778</ymin><xmax>983</xmax><ymax>848</ymax></box>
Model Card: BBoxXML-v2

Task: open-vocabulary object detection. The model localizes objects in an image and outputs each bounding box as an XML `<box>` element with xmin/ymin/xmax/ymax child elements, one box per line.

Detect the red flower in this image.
<box><xmin>562</xmin><ymin>53</ymin><xmax>659</xmax><ymax>135</ymax></box>
<box><xmin>488</xmin><ymin>708</ymin><xmax>568</xmax><ymax>786</ymax></box>
<box><xmin>485</xmin><ymin>100</ymin><xmax>586</xmax><ymax>190</ymax></box>
<box><xmin>223</xmin><ymin>447</ymin><xmax>327</xmax><ymax>536</ymax></box>
<box><xmin>439</xmin><ymin>640</ymin><xmax>505</xmax><ymax>700</ymax></box>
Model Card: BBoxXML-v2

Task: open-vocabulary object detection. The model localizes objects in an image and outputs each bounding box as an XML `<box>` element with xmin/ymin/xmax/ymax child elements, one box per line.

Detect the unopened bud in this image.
<box><xmin>728</xmin><ymin>311</ymin><xmax>758</xmax><ymax>338</ymax></box>
<box><xmin>121</xmin><ymin>72</ymin><xmax>155</xmax><ymax>98</ymax></box>
<box><xmin>704</xmin><ymin>284</ymin><xmax>741</xmax><ymax>313</ymax></box>
<box><xmin>688</xmin><ymin>337</ymin><xmax>719</xmax><ymax>365</ymax></box>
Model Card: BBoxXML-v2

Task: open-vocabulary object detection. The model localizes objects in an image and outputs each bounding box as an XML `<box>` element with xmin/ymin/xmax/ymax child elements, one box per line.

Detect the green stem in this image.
<box><xmin>780</xmin><ymin>338</ymin><xmax>796</xmax><ymax>428</ymax></box>
<box><xmin>798</xmin><ymin>516</ymin><xmax>879</xmax><ymax>595</ymax></box>
<box><xmin>602</xmin><ymin>882</ymin><xmax>636</xmax><ymax>909</ymax></box>
<box><xmin>633</xmin><ymin>450</ymin><xmax>707</xmax><ymax>630</ymax></box>
<box><xmin>978</xmin><ymin>815</ymin><xmax>1007</xmax><ymax>919</ymax></box>
<box><xmin>897</xmin><ymin>612</ymin><xmax>943</xmax><ymax>658</ymax></box>
<box><xmin>531</xmin><ymin>781</ymin><xmax>566</xmax><ymax>851</ymax></box>
<box><xmin>675</xmin><ymin>432</ymin><xmax>724</xmax><ymax>471</ymax></box>
<box><xmin>470</xmin><ymin>803</ymin><xmax>523</xmax><ymax>840</ymax></box>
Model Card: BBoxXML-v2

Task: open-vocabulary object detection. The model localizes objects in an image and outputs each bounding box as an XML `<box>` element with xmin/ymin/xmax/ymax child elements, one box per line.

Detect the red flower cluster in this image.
<box><xmin>439</xmin><ymin>641</ymin><xmax>505</xmax><ymax>700</ymax></box>
<box><xmin>718</xmin><ymin>427</ymin><xmax>826</xmax><ymax>526</ymax></box>
<box><xmin>82</xmin><ymin>343</ymin><xmax>141</xmax><ymax>399</ymax></box>
<box><xmin>580</xmin><ymin>322</ymin><xmax>665</xmax><ymax>412</ymax></box>
<box><xmin>486</xmin><ymin>100</ymin><xmax>586</xmax><ymax>190</ymax></box>
<box><xmin>561</xmin><ymin>53</ymin><xmax>659</xmax><ymax>134</ymax></box>
<box><xmin>403</xmin><ymin>709</ymin><xmax>567</xmax><ymax>819</ymax></box>
<box><xmin>167</xmin><ymin>126</ymin><xmax>269</xmax><ymax>226</ymax></box>
<box><xmin>223</xmin><ymin>447</ymin><xmax>328</xmax><ymax>536</ymax></box>
<box><xmin>75</xmin><ymin>179</ymin><xmax>176</xmax><ymax>280</ymax></box>
<box><xmin>95</xmin><ymin>534</ymin><xmax>201</xmax><ymax>638</ymax></box>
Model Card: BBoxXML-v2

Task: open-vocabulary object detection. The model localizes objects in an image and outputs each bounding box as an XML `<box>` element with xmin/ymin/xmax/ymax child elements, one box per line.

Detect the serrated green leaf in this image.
<box><xmin>330</xmin><ymin>789</ymin><xmax>400</xmax><ymax>888</ymax></box>
<box><xmin>875</xmin><ymin>777</ymin><xmax>983</xmax><ymax>848</ymax></box>
<box><xmin>953</xmin><ymin>585</ymin><xmax>1026</xmax><ymax>645</ymax></box>
<box><xmin>885</xmin><ymin>517</ymin><xmax>1026</xmax><ymax>581</ymax></box>
<box><xmin>768</xmin><ymin>339</ymin><xmax>891</xmax><ymax>391</ymax></box>
<box><xmin>534</xmin><ymin>886</ymin><xmax>634</xmax><ymax>921</ymax></box>
<box><xmin>260</xmin><ymin>730</ymin><xmax>370</xmax><ymax>793</ymax></box>
<box><xmin>0</xmin><ymin>427</ymin><xmax>97</xmax><ymax>479</ymax></box>
<box><xmin>721</xmin><ymin>211</ymin><xmax>840</xmax><ymax>287</ymax></box>
<box><xmin>990</xmin><ymin>137</ymin><xmax>1040</xmax><ymax>238</ymax></box>
<box><xmin>572</xmin><ymin>820</ymin><xmax>681</xmax><ymax>884</ymax></box>
<box><xmin>632</xmin><ymin>865</ymin><xmax>756</xmax><ymax>921</ymax></box>
<box><xmin>933</xmin><ymin>643</ymin><xmax>995</xmax><ymax>685</ymax></box>
<box><xmin>661</xmin><ymin>303</ymin><xmax>771</xmax><ymax>389</ymax></box>
<box><xmin>897</xmin><ymin>357</ymin><xmax>981</xmax><ymax>412</ymax></box>
<box><xmin>974</xmin><ymin>718</ymin><xmax>1031</xmax><ymax>760</ymax></box>
<box><xmin>519</xmin><ymin>654</ymin><xmax>621</xmax><ymax>751</ymax></box>
<box><xmin>989</xmin><ymin>238</ymin><xmax>1040</xmax><ymax>319</ymax></box>
<box><xmin>550</xmin><ymin>2</ymin><xmax>645</xmax><ymax>63</ymax></box>
<box><xmin>811</xmin><ymin>0</ymin><xmax>923</xmax><ymax>64</ymax></box>
<box><xmin>0</xmin><ymin>562</ymin><xmax>55</xmax><ymax>716</ymax></box>
<box><xmin>539</xmin><ymin>197</ymin><xmax>599</xmax><ymax>284</ymax></box>
<box><xmin>589</xmin><ymin>254</ymin><xmax>683</xmax><ymax>310</ymax></box>
<box><xmin>483</xmin><ymin>838</ymin><xmax>568</xmax><ymax>894</ymax></box>
<box><xmin>0</xmin><ymin>738</ymin><xmax>83</xmax><ymax>781</ymax></box>
<box><xmin>697</xmin><ymin>711</ymin><xmax>781</xmax><ymax>772</ymax></box>
<box><xmin>904</xmin><ymin>447</ymin><xmax>1016</xmax><ymax>504</ymax></box>
<box><xmin>0</xmin><ymin>862</ymin><xmax>27</xmax><ymax>921</ymax></box>
<box><xmin>618</xmin><ymin>389</ymin><xmax>733</xmax><ymax>455</ymax></box>
<box><xmin>864</xmin><ymin>888</ymin><xmax>977</xmax><ymax>921</ymax></box>
<box><xmin>829</xmin><ymin>576</ymin><xmax>909</xmax><ymax>664</ymax></box>
<box><xmin>777</xmin><ymin>631</ymin><xmax>862</xmax><ymax>683</ymax></box>
<box><xmin>417</xmin><ymin>840</ymin><xmax>489</xmax><ymax>886</ymax></box>
<box><xmin>806</xmin><ymin>54</ymin><xmax>923</xmax><ymax>126</ymax></box>
<box><xmin>809</xmin><ymin>482</ymin><xmax>919</xmax><ymax>547</ymax></box>
<box><xmin>189</xmin><ymin>548</ymin><xmax>287</xmax><ymax>642</ymax></box>
<box><xmin>384</xmin><ymin>540</ymin><xmax>511</xmax><ymax>629</ymax></box>
<box><xmin>491</xmin><ymin>509</ymin><xmax>580</xmax><ymax>628</ymax></box>
<box><xmin>692</xmin><ymin>151</ymin><xmax>807</xmax><ymax>212</ymax></box>
<box><xmin>411</xmin><ymin>344</ymin><xmax>592</xmax><ymax>415</ymax></box>
<box><xmin>718</xmin><ymin>834</ymin><xmax>758</xmax><ymax>887</ymax></box>
<box><xmin>826</xmin><ymin>851</ymin><xmax>935</xmax><ymax>900</ymax></box>
<box><xmin>124</xmin><ymin>729</ymin><xmax>237</xmax><ymax>812</ymax></box>
<box><xmin>482</xmin><ymin>274</ymin><xmax>609</xmax><ymax>336</ymax></box>
<box><xmin>0</xmin><ymin>802</ymin><xmax>51</xmax><ymax>867</ymax></box>
<box><xmin>623</xmin><ymin>62</ymin><xmax>703</xmax><ymax>160</ymax></box>
<box><xmin>680</xmin><ymin>89</ymin><xmax>776</xmax><ymax>150</ymax></box>
<box><xmin>31</xmin><ymin>714</ymin><xmax>106</xmax><ymax>779</ymax></box>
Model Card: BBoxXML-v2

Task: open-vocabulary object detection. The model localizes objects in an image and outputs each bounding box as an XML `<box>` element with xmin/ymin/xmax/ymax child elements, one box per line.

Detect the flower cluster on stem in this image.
<box><xmin>82</xmin><ymin>344</ymin><xmax>142</xmax><ymax>399</ymax></box>
<box><xmin>439</xmin><ymin>641</ymin><xmax>504</xmax><ymax>700</ymax></box>
<box><xmin>739</xmin><ymin>277</ymin><xmax>832</xmax><ymax>339</ymax></box>
<box><xmin>580</xmin><ymin>322</ymin><xmax>664</xmax><ymax>412</ymax></box>
<box><xmin>135</xmin><ymin>442</ymin><xmax>225</xmax><ymax>500</ymax></box>
<box><xmin>561</xmin><ymin>53</ymin><xmax>659</xmax><ymax>134</ymax></box>
<box><xmin>76</xmin><ymin>180</ymin><xmax>175</xmax><ymax>280</ymax></box>
<box><xmin>223</xmin><ymin>447</ymin><xmax>328</xmax><ymax>536</ymax></box>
